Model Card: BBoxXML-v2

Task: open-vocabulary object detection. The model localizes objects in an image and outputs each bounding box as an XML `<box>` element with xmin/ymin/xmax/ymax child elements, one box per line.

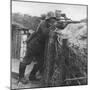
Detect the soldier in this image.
<box><xmin>18</xmin><ymin>11</ymin><xmax>59</xmax><ymax>84</ymax></box>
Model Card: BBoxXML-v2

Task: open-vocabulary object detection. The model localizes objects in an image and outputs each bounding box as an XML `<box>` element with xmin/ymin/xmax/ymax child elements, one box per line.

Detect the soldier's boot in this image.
<box><xmin>29</xmin><ymin>64</ymin><xmax>40</xmax><ymax>81</ymax></box>
<box><xmin>18</xmin><ymin>62</ymin><xmax>28</xmax><ymax>84</ymax></box>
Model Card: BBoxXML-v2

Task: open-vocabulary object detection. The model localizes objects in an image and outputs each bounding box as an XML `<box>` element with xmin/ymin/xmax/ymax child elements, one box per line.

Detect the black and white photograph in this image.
<box><xmin>11</xmin><ymin>0</ymin><xmax>88</xmax><ymax>89</ymax></box>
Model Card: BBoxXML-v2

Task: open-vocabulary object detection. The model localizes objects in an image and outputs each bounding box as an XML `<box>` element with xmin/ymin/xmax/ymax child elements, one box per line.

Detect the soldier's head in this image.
<box><xmin>45</xmin><ymin>11</ymin><xmax>59</xmax><ymax>26</ymax></box>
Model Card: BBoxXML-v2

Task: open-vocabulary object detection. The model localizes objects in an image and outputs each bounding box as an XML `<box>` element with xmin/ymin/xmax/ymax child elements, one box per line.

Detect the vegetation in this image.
<box><xmin>43</xmin><ymin>22</ymin><xmax>87</xmax><ymax>86</ymax></box>
<box><xmin>12</xmin><ymin>13</ymin><xmax>41</xmax><ymax>31</ymax></box>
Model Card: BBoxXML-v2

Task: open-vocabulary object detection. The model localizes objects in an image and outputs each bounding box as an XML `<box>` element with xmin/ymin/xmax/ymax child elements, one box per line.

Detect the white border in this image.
<box><xmin>0</xmin><ymin>0</ymin><xmax>89</xmax><ymax>90</ymax></box>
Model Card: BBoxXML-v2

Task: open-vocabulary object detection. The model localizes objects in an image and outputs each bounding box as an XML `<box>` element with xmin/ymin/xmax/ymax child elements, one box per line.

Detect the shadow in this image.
<box><xmin>11</xmin><ymin>72</ymin><xmax>19</xmax><ymax>80</ymax></box>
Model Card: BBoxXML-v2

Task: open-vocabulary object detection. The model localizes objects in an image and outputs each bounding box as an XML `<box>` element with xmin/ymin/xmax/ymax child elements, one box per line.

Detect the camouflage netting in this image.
<box><xmin>43</xmin><ymin>22</ymin><xmax>87</xmax><ymax>87</ymax></box>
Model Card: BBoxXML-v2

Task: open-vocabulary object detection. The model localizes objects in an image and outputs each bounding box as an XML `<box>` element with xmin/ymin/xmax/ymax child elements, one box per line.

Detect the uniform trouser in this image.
<box><xmin>29</xmin><ymin>57</ymin><xmax>44</xmax><ymax>79</ymax></box>
<box><xmin>19</xmin><ymin>55</ymin><xmax>44</xmax><ymax>80</ymax></box>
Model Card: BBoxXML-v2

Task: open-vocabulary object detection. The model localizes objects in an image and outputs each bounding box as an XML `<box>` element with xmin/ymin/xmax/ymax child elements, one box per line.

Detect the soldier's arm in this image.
<box><xmin>36</xmin><ymin>20</ymin><xmax>50</xmax><ymax>33</ymax></box>
<box><xmin>36</xmin><ymin>20</ymin><xmax>43</xmax><ymax>32</ymax></box>
<box><xmin>26</xmin><ymin>21</ymin><xmax>43</xmax><ymax>43</ymax></box>
<box><xmin>26</xmin><ymin>32</ymin><xmax>36</xmax><ymax>43</ymax></box>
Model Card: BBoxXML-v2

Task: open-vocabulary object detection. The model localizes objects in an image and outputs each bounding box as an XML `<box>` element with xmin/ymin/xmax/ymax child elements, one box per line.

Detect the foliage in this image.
<box><xmin>12</xmin><ymin>13</ymin><xmax>41</xmax><ymax>31</ymax></box>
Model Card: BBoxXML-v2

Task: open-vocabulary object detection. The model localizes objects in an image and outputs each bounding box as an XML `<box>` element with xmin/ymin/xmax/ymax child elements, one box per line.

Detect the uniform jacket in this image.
<box><xmin>25</xmin><ymin>20</ymin><xmax>50</xmax><ymax>57</ymax></box>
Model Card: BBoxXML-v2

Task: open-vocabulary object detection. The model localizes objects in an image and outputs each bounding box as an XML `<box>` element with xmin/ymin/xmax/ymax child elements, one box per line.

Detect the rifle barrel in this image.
<box><xmin>57</xmin><ymin>20</ymin><xmax>81</xmax><ymax>23</ymax></box>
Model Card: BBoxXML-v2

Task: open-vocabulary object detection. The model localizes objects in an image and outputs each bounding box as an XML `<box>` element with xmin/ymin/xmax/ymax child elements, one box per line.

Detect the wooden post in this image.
<box><xmin>43</xmin><ymin>31</ymin><xmax>56</xmax><ymax>86</ymax></box>
<box><xmin>61</xmin><ymin>39</ymin><xmax>69</xmax><ymax>85</ymax></box>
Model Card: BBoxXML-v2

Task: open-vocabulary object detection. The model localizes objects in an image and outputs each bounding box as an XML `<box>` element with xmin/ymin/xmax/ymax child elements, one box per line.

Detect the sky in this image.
<box><xmin>12</xmin><ymin>1</ymin><xmax>87</xmax><ymax>20</ymax></box>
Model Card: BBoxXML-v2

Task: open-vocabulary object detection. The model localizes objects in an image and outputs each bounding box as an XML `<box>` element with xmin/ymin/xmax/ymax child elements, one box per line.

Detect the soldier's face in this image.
<box><xmin>49</xmin><ymin>19</ymin><xmax>56</xmax><ymax>25</ymax></box>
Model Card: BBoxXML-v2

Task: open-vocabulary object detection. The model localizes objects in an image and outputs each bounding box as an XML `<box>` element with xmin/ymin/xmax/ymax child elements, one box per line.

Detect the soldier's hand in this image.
<box><xmin>49</xmin><ymin>25</ymin><xmax>56</xmax><ymax>31</ymax></box>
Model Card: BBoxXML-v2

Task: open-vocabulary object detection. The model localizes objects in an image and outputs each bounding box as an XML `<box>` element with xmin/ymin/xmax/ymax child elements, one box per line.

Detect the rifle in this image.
<box><xmin>56</xmin><ymin>19</ymin><xmax>81</xmax><ymax>29</ymax></box>
<box><xmin>60</xmin><ymin>20</ymin><xmax>81</xmax><ymax>24</ymax></box>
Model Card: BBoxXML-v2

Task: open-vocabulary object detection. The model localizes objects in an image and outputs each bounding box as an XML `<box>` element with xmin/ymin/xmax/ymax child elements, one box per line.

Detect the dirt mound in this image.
<box><xmin>57</xmin><ymin>22</ymin><xmax>87</xmax><ymax>48</ymax></box>
<box><xmin>59</xmin><ymin>22</ymin><xmax>87</xmax><ymax>85</ymax></box>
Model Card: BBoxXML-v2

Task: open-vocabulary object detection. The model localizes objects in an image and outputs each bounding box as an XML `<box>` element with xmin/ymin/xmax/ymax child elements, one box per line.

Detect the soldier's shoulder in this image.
<box><xmin>37</xmin><ymin>20</ymin><xmax>47</xmax><ymax>31</ymax></box>
<box><xmin>40</xmin><ymin>20</ymin><xmax>46</xmax><ymax>25</ymax></box>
